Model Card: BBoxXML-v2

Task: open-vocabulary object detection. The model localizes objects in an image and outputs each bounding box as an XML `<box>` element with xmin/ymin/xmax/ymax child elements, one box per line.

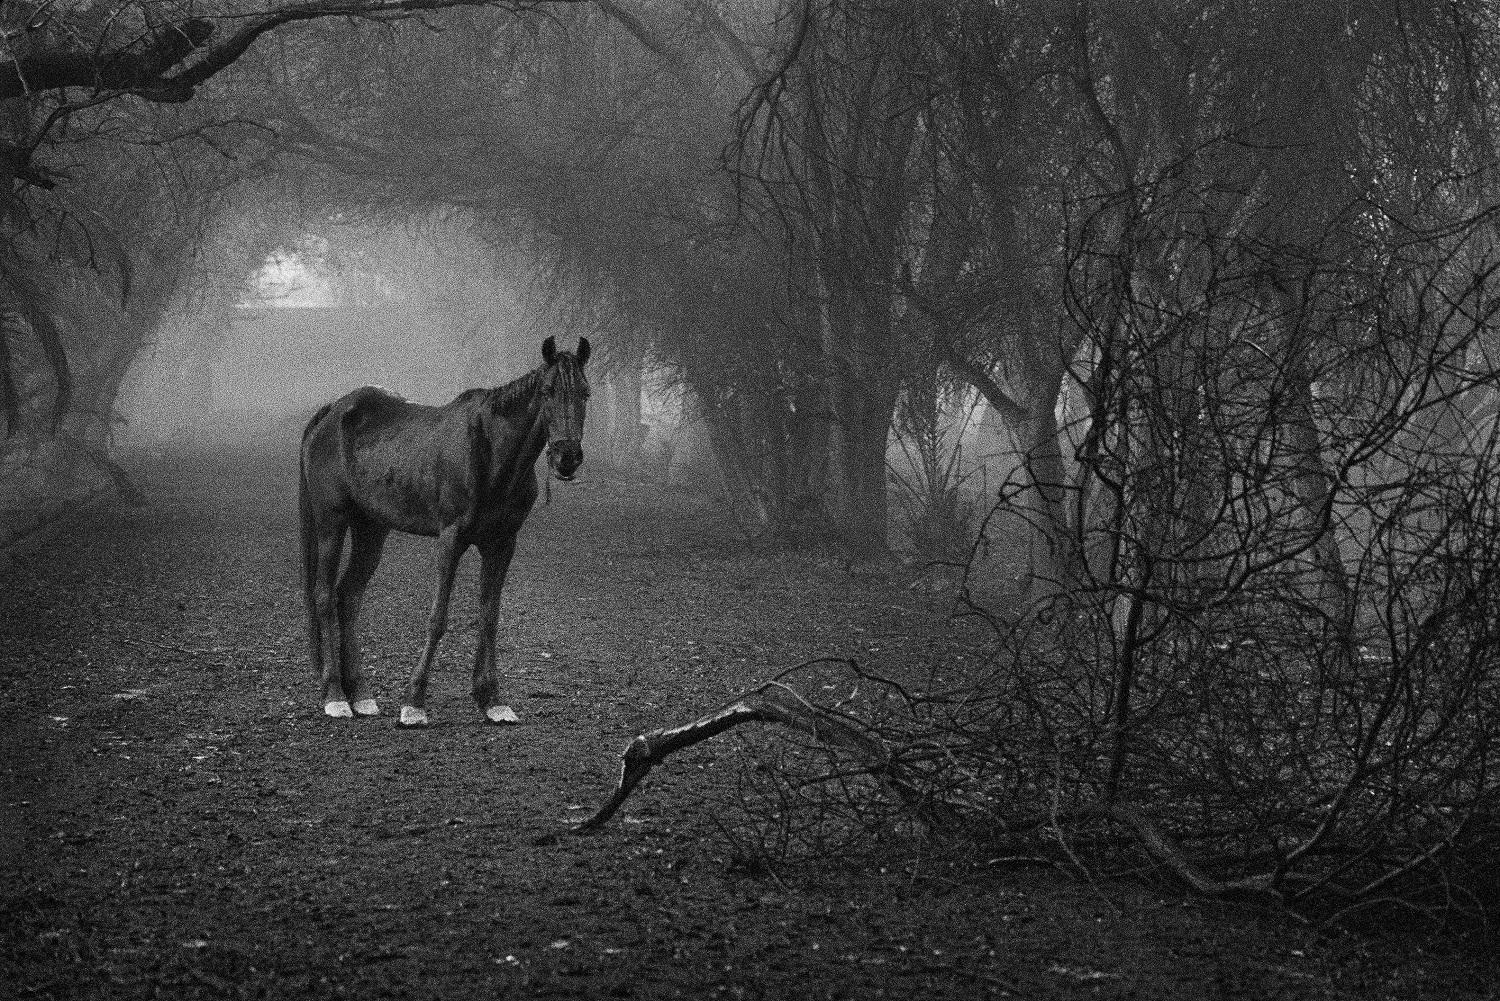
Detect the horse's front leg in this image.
<box><xmin>473</xmin><ymin>535</ymin><xmax>520</xmax><ymax>724</ymax></box>
<box><xmin>400</xmin><ymin>526</ymin><xmax>466</xmax><ymax>728</ymax></box>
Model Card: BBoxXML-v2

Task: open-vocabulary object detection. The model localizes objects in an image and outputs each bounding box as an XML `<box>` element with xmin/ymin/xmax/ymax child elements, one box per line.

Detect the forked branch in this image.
<box><xmin>572</xmin><ymin>679</ymin><xmax>953</xmax><ymax>834</ymax></box>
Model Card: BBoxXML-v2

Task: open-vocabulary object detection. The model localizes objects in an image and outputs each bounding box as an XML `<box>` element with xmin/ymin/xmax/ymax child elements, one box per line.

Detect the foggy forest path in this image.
<box><xmin>0</xmin><ymin>446</ymin><xmax>1465</xmax><ymax>1000</ymax></box>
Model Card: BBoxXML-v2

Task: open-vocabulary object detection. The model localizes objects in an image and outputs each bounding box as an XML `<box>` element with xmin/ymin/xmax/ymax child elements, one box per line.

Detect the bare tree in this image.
<box><xmin>569</xmin><ymin>1</ymin><xmax>1500</xmax><ymax>921</ymax></box>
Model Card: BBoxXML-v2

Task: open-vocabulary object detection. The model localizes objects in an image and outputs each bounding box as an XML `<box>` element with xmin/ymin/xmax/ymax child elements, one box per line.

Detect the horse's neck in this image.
<box><xmin>484</xmin><ymin>369</ymin><xmax>549</xmax><ymax>458</ymax></box>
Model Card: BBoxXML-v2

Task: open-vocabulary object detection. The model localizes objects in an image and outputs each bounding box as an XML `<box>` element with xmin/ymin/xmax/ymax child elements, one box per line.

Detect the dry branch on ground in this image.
<box><xmin>575</xmin><ymin>646</ymin><xmax>1496</xmax><ymax>921</ymax></box>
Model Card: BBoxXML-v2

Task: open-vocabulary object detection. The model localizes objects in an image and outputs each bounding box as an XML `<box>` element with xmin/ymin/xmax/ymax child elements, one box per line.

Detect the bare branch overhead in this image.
<box><xmin>0</xmin><ymin>1</ymin><xmax>590</xmax><ymax>105</ymax></box>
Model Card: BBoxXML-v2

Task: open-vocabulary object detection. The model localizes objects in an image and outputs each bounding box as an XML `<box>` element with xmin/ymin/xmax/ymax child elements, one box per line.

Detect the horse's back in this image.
<box><xmin>302</xmin><ymin>387</ymin><xmax>482</xmax><ymax>536</ymax></box>
<box><xmin>335</xmin><ymin>384</ymin><xmax>420</xmax><ymax>420</ymax></box>
<box><xmin>311</xmin><ymin>386</ymin><xmax>461</xmax><ymax>443</ymax></box>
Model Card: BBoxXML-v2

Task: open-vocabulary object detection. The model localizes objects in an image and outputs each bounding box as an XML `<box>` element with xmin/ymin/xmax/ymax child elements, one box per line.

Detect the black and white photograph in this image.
<box><xmin>2</xmin><ymin>2</ymin><xmax>1497</xmax><ymax>997</ymax></box>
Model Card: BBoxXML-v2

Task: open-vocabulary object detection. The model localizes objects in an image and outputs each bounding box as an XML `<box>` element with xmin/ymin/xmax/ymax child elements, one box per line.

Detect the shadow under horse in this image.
<box><xmin>299</xmin><ymin>336</ymin><xmax>590</xmax><ymax>726</ymax></box>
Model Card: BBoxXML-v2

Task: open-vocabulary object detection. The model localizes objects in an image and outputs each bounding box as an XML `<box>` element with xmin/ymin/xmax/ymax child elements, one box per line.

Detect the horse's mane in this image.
<box><xmin>480</xmin><ymin>366</ymin><xmax>546</xmax><ymax>416</ymax></box>
<box><xmin>466</xmin><ymin>352</ymin><xmax>587</xmax><ymax>418</ymax></box>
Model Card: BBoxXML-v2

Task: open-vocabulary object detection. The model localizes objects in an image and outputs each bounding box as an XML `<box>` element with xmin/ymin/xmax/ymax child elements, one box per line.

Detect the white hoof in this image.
<box><xmin>352</xmin><ymin>698</ymin><xmax>381</xmax><ymax>717</ymax></box>
<box><xmin>399</xmin><ymin>706</ymin><xmax>430</xmax><ymax>728</ymax></box>
<box><xmin>324</xmin><ymin>701</ymin><xmax>354</xmax><ymax>719</ymax></box>
<box><xmin>485</xmin><ymin>705</ymin><xmax>521</xmax><ymax>725</ymax></box>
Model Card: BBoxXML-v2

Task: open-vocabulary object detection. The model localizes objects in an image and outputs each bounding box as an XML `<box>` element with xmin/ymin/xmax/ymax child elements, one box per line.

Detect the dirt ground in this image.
<box><xmin>1</xmin><ymin>445</ymin><xmax>1493</xmax><ymax>1000</ymax></box>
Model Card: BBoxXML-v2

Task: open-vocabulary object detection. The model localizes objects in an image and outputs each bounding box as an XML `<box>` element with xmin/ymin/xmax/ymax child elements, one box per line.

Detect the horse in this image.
<box><xmin>298</xmin><ymin>335</ymin><xmax>590</xmax><ymax>727</ymax></box>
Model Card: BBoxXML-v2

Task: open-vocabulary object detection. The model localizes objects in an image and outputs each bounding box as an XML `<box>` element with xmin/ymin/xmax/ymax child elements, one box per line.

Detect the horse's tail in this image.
<box><xmin>300</xmin><ymin>403</ymin><xmax>333</xmax><ymax>679</ymax></box>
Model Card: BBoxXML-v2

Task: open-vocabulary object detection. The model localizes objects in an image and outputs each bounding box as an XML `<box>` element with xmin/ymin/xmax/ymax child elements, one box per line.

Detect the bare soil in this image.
<box><xmin>1</xmin><ymin>446</ymin><xmax>1492</xmax><ymax>1000</ymax></box>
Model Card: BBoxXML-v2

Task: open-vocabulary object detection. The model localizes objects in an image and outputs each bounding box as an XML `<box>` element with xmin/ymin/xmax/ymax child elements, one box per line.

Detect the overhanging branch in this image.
<box><xmin>0</xmin><ymin>19</ymin><xmax>213</xmax><ymax>103</ymax></box>
<box><xmin>0</xmin><ymin>2</ymin><xmax>593</xmax><ymax>106</ymax></box>
<box><xmin>594</xmin><ymin>1</ymin><xmax>693</xmax><ymax>84</ymax></box>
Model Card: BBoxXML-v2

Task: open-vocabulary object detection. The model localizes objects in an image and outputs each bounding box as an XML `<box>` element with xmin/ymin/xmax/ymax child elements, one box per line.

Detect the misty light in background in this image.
<box><xmin>249</xmin><ymin>251</ymin><xmax>334</xmax><ymax>308</ymax></box>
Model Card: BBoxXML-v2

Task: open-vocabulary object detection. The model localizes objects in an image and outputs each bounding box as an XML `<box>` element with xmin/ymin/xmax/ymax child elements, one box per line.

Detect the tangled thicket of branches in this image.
<box><xmin>581</xmin><ymin>200</ymin><xmax>1500</xmax><ymax>925</ymax></box>
<box><xmin>585</xmin><ymin>539</ymin><xmax>1498</xmax><ymax>921</ymax></box>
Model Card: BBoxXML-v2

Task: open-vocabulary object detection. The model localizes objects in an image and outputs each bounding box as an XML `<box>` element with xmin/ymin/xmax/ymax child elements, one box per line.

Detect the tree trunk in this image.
<box><xmin>598</xmin><ymin>357</ymin><xmax>644</xmax><ymax>472</ymax></box>
<box><xmin>1274</xmin><ymin>290</ymin><xmax>1355</xmax><ymax>658</ymax></box>
<box><xmin>688</xmin><ymin>387</ymin><xmax>772</xmax><ymax>533</ymax></box>
<box><xmin>817</xmin><ymin>250</ymin><xmax>897</xmax><ymax>555</ymax></box>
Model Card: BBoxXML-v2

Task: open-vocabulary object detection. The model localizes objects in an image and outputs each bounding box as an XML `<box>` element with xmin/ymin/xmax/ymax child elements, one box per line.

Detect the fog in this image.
<box><xmin>115</xmin><ymin>224</ymin><xmax>568</xmax><ymax>456</ymax></box>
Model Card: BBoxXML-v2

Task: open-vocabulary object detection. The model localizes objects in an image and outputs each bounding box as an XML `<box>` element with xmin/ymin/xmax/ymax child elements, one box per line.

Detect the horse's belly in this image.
<box><xmin>348</xmin><ymin>465</ymin><xmax>460</xmax><ymax>537</ymax></box>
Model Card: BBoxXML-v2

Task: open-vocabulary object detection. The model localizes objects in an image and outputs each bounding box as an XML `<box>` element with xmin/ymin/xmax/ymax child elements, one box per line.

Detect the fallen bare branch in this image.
<box><xmin>572</xmin><ymin>676</ymin><xmax>953</xmax><ymax>834</ymax></box>
<box><xmin>1104</xmin><ymin>804</ymin><xmax>1282</xmax><ymax>905</ymax></box>
<box><xmin>572</xmin><ymin>670</ymin><xmax>1294</xmax><ymax>911</ymax></box>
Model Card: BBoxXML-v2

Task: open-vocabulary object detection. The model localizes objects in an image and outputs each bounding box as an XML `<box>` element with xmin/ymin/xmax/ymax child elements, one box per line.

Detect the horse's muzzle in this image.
<box><xmin>548</xmin><ymin>439</ymin><xmax>584</xmax><ymax>480</ymax></box>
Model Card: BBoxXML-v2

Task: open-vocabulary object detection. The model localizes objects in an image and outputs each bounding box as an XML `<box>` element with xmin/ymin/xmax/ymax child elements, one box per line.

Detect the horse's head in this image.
<box><xmin>540</xmin><ymin>335</ymin><xmax>591</xmax><ymax>480</ymax></box>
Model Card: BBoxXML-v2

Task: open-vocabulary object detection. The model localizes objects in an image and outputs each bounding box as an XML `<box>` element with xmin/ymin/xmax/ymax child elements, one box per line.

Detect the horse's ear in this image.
<box><xmin>577</xmin><ymin>337</ymin><xmax>591</xmax><ymax>367</ymax></box>
<box><xmin>542</xmin><ymin>336</ymin><xmax>557</xmax><ymax>366</ymax></box>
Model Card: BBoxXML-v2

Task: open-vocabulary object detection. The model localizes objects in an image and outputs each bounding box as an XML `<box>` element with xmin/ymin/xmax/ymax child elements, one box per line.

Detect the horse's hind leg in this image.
<box><xmin>313</xmin><ymin>518</ymin><xmax>350</xmax><ymax>717</ymax></box>
<box><xmin>400</xmin><ymin>526</ymin><xmax>465</xmax><ymax>728</ymax></box>
<box><xmin>473</xmin><ymin>536</ymin><xmax>519</xmax><ymax>724</ymax></box>
<box><xmin>337</xmin><ymin>518</ymin><xmax>388</xmax><ymax>717</ymax></box>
